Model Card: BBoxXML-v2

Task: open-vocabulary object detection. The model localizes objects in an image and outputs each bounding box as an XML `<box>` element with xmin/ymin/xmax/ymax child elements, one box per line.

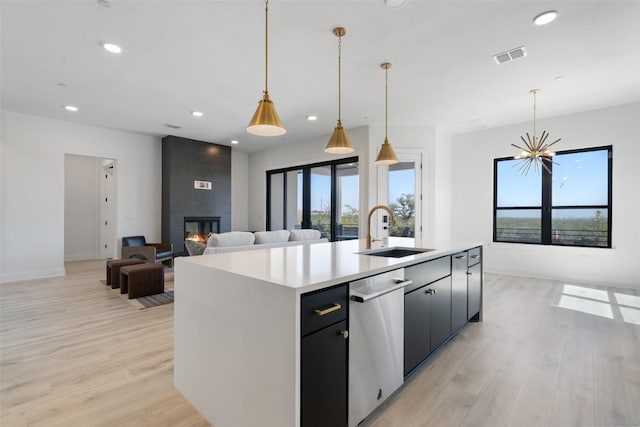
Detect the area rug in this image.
<box><xmin>100</xmin><ymin>267</ymin><xmax>174</xmax><ymax>310</ymax></box>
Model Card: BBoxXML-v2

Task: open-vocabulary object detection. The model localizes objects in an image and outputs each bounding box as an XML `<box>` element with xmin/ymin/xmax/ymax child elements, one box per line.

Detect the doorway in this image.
<box><xmin>64</xmin><ymin>155</ymin><xmax>116</xmax><ymax>261</ymax></box>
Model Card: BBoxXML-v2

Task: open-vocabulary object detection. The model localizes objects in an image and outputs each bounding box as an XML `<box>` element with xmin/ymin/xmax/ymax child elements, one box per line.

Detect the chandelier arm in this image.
<box><xmin>522</xmin><ymin>134</ymin><xmax>534</xmax><ymax>151</ymax></box>
<box><xmin>511</xmin><ymin>143</ymin><xmax>529</xmax><ymax>153</ymax></box>
<box><xmin>539</xmin><ymin>130</ymin><xmax>549</xmax><ymax>146</ymax></box>
<box><xmin>541</xmin><ymin>160</ymin><xmax>552</xmax><ymax>175</ymax></box>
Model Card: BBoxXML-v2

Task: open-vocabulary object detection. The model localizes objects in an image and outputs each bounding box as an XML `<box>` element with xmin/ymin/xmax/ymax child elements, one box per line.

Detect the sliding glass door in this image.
<box><xmin>267</xmin><ymin>157</ymin><xmax>358</xmax><ymax>241</ymax></box>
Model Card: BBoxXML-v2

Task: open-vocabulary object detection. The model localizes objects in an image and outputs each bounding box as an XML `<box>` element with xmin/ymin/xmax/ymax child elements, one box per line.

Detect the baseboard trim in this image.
<box><xmin>0</xmin><ymin>267</ymin><xmax>66</xmax><ymax>284</ymax></box>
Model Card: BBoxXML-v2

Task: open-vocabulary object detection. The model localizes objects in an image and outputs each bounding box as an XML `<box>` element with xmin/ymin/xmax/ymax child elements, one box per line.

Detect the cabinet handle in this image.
<box><xmin>467</xmin><ymin>272</ymin><xmax>472</xmax><ymax>276</ymax></box>
<box><xmin>314</xmin><ymin>303</ymin><xmax>342</xmax><ymax>316</ymax></box>
<box><xmin>455</xmin><ymin>255</ymin><xmax>466</xmax><ymax>260</ymax></box>
<box><xmin>426</xmin><ymin>289</ymin><xmax>437</xmax><ymax>295</ymax></box>
<box><xmin>339</xmin><ymin>330</ymin><xmax>349</xmax><ymax>339</ymax></box>
<box><xmin>471</xmin><ymin>254</ymin><xmax>479</xmax><ymax>259</ymax></box>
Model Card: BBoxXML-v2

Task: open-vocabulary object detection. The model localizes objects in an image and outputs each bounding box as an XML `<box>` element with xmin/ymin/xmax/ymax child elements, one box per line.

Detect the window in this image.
<box><xmin>494</xmin><ymin>146</ymin><xmax>612</xmax><ymax>248</ymax></box>
<box><xmin>266</xmin><ymin>157</ymin><xmax>359</xmax><ymax>241</ymax></box>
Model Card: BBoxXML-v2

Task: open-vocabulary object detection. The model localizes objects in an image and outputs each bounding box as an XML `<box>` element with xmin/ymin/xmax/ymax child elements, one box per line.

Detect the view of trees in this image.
<box><xmin>389</xmin><ymin>193</ymin><xmax>415</xmax><ymax>237</ymax></box>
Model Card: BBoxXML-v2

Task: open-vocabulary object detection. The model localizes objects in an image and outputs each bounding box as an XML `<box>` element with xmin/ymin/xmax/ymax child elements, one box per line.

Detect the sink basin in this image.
<box><xmin>358</xmin><ymin>247</ymin><xmax>435</xmax><ymax>258</ymax></box>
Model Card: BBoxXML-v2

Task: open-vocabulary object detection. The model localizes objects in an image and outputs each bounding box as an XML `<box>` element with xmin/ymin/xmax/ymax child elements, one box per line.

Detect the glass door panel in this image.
<box><xmin>335</xmin><ymin>162</ymin><xmax>359</xmax><ymax>240</ymax></box>
<box><xmin>310</xmin><ymin>166</ymin><xmax>332</xmax><ymax>239</ymax></box>
<box><xmin>269</xmin><ymin>172</ymin><xmax>285</xmax><ymax>230</ymax></box>
<box><xmin>388</xmin><ymin>162</ymin><xmax>416</xmax><ymax>237</ymax></box>
<box><xmin>285</xmin><ymin>170</ymin><xmax>303</xmax><ymax>230</ymax></box>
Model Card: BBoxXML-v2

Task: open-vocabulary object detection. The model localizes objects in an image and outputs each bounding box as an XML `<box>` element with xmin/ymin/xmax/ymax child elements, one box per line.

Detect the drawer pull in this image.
<box><xmin>470</xmin><ymin>254</ymin><xmax>479</xmax><ymax>259</ymax></box>
<box><xmin>314</xmin><ymin>303</ymin><xmax>342</xmax><ymax>316</ymax></box>
<box><xmin>455</xmin><ymin>255</ymin><xmax>466</xmax><ymax>260</ymax></box>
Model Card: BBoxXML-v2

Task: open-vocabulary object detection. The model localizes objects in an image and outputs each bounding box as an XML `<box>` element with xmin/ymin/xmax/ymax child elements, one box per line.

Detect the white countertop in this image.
<box><xmin>178</xmin><ymin>237</ymin><xmax>482</xmax><ymax>293</ymax></box>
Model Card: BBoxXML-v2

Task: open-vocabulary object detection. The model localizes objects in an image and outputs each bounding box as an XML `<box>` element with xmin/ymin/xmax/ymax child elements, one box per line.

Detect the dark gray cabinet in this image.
<box><xmin>467</xmin><ymin>246</ymin><xmax>482</xmax><ymax>321</ymax></box>
<box><xmin>300</xmin><ymin>284</ymin><xmax>348</xmax><ymax>427</ymax></box>
<box><xmin>451</xmin><ymin>252</ymin><xmax>469</xmax><ymax>331</ymax></box>
<box><xmin>468</xmin><ymin>263</ymin><xmax>481</xmax><ymax>320</ymax></box>
<box><xmin>429</xmin><ymin>277</ymin><xmax>452</xmax><ymax>351</ymax></box>
<box><xmin>404</xmin><ymin>276</ymin><xmax>452</xmax><ymax>376</ymax></box>
<box><xmin>404</xmin><ymin>284</ymin><xmax>431</xmax><ymax>376</ymax></box>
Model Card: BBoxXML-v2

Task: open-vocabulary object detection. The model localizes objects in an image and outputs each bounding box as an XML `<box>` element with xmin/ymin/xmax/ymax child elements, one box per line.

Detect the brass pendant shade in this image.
<box><xmin>325</xmin><ymin>27</ymin><xmax>354</xmax><ymax>154</ymax></box>
<box><xmin>511</xmin><ymin>89</ymin><xmax>561</xmax><ymax>175</ymax></box>
<box><xmin>247</xmin><ymin>91</ymin><xmax>285</xmax><ymax>136</ymax></box>
<box><xmin>375</xmin><ymin>137</ymin><xmax>399</xmax><ymax>165</ymax></box>
<box><xmin>326</xmin><ymin>120</ymin><xmax>353</xmax><ymax>154</ymax></box>
<box><xmin>375</xmin><ymin>62</ymin><xmax>399</xmax><ymax>166</ymax></box>
<box><xmin>247</xmin><ymin>0</ymin><xmax>286</xmax><ymax>137</ymax></box>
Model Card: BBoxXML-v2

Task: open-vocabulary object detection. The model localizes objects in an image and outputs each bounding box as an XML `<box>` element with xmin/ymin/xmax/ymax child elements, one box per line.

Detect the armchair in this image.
<box><xmin>121</xmin><ymin>236</ymin><xmax>174</xmax><ymax>268</ymax></box>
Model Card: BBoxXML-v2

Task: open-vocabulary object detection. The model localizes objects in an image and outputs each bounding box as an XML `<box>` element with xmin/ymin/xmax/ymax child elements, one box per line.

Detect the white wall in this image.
<box><xmin>1</xmin><ymin>110</ymin><xmax>162</xmax><ymax>282</ymax></box>
<box><xmin>64</xmin><ymin>154</ymin><xmax>101</xmax><ymax>261</ymax></box>
<box><xmin>231</xmin><ymin>149</ymin><xmax>248</xmax><ymax>231</ymax></box>
<box><xmin>247</xmin><ymin>126</ymin><xmax>370</xmax><ymax>232</ymax></box>
<box><xmin>451</xmin><ymin>102</ymin><xmax>640</xmax><ymax>288</ymax></box>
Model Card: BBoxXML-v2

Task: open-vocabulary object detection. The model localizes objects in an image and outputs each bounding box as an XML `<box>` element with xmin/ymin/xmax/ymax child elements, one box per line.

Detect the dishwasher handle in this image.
<box><xmin>350</xmin><ymin>279</ymin><xmax>413</xmax><ymax>303</ymax></box>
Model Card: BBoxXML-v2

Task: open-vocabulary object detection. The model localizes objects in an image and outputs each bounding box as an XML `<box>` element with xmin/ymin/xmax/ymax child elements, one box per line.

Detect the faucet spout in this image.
<box><xmin>366</xmin><ymin>205</ymin><xmax>396</xmax><ymax>249</ymax></box>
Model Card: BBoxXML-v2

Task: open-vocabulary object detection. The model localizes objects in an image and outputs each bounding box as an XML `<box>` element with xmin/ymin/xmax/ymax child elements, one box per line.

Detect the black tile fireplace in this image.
<box><xmin>184</xmin><ymin>216</ymin><xmax>220</xmax><ymax>241</ymax></box>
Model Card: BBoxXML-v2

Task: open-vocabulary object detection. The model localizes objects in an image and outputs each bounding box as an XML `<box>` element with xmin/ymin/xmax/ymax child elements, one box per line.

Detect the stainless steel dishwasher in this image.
<box><xmin>349</xmin><ymin>268</ymin><xmax>412</xmax><ymax>427</ymax></box>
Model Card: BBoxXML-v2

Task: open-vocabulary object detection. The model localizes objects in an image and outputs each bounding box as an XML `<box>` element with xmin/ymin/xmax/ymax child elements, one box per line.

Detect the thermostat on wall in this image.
<box><xmin>194</xmin><ymin>180</ymin><xmax>212</xmax><ymax>190</ymax></box>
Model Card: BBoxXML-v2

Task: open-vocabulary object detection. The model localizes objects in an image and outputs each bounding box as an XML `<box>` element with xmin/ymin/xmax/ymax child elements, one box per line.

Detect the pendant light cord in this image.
<box><xmin>264</xmin><ymin>0</ymin><xmax>269</xmax><ymax>94</ymax></box>
<box><xmin>337</xmin><ymin>34</ymin><xmax>342</xmax><ymax>121</ymax></box>
<box><xmin>385</xmin><ymin>66</ymin><xmax>389</xmax><ymax>140</ymax></box>
<box><xmin>532</xmin><ymin>90</ymin><xmax>537</xmax><ymax>141</ymax></box>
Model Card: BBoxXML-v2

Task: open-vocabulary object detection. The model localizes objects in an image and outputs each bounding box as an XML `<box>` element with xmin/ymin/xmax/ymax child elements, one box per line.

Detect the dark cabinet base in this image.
<box><xmin>301</xmin><ymin>320</ymin><xmax>348</xmax><ymax>427</ymax></box>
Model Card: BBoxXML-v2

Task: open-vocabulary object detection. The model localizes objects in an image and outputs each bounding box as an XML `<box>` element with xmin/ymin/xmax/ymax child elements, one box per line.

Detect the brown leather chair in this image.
<box><xmin>121</xmin><ymin>236</ymin><xmax>173</xmax><ymax>268</ymax></box>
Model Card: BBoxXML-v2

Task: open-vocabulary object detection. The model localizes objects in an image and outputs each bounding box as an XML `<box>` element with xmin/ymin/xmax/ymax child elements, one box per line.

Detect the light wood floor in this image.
<box><xmin>2</xmin><ymin>261</ymin><xmax>639</xmax><ymax>426</ymax></box>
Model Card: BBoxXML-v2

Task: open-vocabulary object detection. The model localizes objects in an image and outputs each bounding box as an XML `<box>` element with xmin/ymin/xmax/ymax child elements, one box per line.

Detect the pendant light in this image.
<box><xmin>511</xmin><ymin>89</ymin><xmax>561</xmax><ymax>175</ymax></box>
<box><xmin>375</xmin><ymin>62</ymin><xmax>399</xmax><ymax>165</ymax></box>
<box><xmin>247</xmin><ymin>0</ymin><xmax>286</xmax><ymax>137</ymax></box>
<box><xmin>325</xmin><ymin>27</ymin><xmax>354</xmax><ymax>154</ymax></box>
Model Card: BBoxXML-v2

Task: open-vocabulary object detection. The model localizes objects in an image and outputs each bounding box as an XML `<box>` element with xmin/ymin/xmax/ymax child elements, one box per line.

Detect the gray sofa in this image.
<box><xmin>185</xmin><ymin>229</ymin><xmax>327</xmax><ymax>256</ymax></box>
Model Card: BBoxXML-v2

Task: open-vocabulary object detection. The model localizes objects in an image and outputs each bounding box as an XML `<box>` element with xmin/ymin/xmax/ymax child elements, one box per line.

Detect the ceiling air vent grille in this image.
<box><xmin>493</xmin><ymin>46</ymin><xmax>527</xmax><ymax>64</ymax></box>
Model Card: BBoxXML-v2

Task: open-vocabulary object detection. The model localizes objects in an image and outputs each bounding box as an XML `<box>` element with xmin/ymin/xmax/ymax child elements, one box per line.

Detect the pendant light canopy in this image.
<box><xmin>375</xmin><ymin>62</ymin><xmax>399</xmax><ymax>165</ymax></box>
<box><xmin>247</xmin><ymin>0</ymin><xmax>286</xmax><ymax>137</ymax></box>
<box><xmin>511</xmin><ymin>89</ymin><xmax>561</xmax><ymax>175</ymax></box>
<box><xmin>325</xmin><ymin>27</ymin><xmax>354</xmax><ymax>154</ymax></box>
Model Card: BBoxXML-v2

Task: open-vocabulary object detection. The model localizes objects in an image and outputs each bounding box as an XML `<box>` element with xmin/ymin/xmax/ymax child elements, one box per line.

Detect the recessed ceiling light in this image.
<box><xmin>385</xmin><ymin>0</ymin><xmax>408</xmax><ymax>8</ymax></box>
<box><xmin>231</xmin><ymin>140</ymin><xmax>239</xmax><ymax>145</ymax></box>
<box><xmin>97</xmin><ymin>0</ymin><xmax>111</xmax><ymax>7</ymax></box>
<box><xmin>307</xmin><ymin>115</ymin><xmax>318</xmax><ymax>121</ymax></box>
<box><xmin>102</xmin><ymin>42</ymin><xmax>122</xmax><ymax>54</ymax></box>
<box><xmin>533</xmin><ymin>10</ymin><xmax>558</xmax><ymax>26</ymax></box>
<box><xmin>191</xmin><ymin>111</ymin><xmax>204</xmax><ymax>117</ymax></box>
<box><xmin>64</xmin><ymin>105</ymin><xmax>78</xmax><ymax>112</ymax></box>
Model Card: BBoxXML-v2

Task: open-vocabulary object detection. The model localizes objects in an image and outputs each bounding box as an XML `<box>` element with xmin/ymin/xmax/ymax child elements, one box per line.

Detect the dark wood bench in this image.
<box><xmin>120</xmin><ymin>263</ymin><xmax>165</xmax><ymax>299</ymax></box>
<box><xmin>106</xmin><ymin>258</ymin><xmax>145</xmax><ymax>289</ymax></box>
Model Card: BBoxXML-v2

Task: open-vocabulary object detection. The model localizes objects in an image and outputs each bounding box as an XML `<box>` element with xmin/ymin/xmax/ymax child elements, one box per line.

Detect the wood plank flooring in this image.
<box><xmin>2</xmin><ymin>261</ymin><xmax>639</xmax><ymax>426</ymax></box>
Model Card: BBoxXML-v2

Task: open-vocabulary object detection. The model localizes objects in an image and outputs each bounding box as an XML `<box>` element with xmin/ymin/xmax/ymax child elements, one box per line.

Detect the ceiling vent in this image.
<box><xmin>493</xmin><ymin>46</ymin><xmax>527</xmax><ymax>64</ymax></box>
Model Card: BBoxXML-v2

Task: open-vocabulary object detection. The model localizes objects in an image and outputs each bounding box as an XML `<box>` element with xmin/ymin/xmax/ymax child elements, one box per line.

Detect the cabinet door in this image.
<box><xmin>451</xmin><ymin>252</ymin><xmax>468</xmax><ymax>332</ymax></box>
<box><xmin>301</xmin><ymin>320</ymin><xmax>348</xmax><ymax>427</ymax></box>
<box><xmin>468</xmin><ymin>263</ymin><xmax>482</xmax><ymax>321</ymax></box>
<box><xmin>429</xmin><ymin>277</ymin><xmax>452</xmax><ymax>352</ymax></box>
<box><xmin>404</xmin><ymin>288</ymin><xmax>431</xmax><ymax>376</ymax></box>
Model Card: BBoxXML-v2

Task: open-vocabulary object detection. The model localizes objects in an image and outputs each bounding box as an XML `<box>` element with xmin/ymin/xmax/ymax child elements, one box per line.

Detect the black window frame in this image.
<box><xmin>493</xmin><ymin>145</ymin><xmax>612</xmax><ymax>248</ymax></box>
<box><xmin>266</xmin><ymin>156</ymin><xmax>358</xmax><ymax>241</ymax></box>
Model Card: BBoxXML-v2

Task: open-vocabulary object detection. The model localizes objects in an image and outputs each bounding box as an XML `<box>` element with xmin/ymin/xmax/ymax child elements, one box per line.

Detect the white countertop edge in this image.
<box><xmin>176</xmin><ymin>238</ymin><xmax>483</xmax><ymax>293</ymax></box>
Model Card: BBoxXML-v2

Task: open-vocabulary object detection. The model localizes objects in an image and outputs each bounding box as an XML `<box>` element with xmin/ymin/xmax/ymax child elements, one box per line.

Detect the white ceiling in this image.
<box><xmin>2</xmin><ymin>1</ymin><xmax>640</xmax><ymax>153</ymax></box>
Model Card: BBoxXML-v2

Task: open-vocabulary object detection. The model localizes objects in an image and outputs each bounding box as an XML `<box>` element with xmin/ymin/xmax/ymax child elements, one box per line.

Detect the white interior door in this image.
<box><xmin>100</xmin><ymin>162</ymin><xmax>116</xmax><ymax>259</ymax></box>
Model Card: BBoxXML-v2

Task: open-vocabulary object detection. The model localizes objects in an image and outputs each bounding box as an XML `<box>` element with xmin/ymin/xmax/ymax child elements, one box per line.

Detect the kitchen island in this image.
<box><xmin>174</xmin><ymin>237</ymin><xmax>482</xmax><ymax>427</ymax></box>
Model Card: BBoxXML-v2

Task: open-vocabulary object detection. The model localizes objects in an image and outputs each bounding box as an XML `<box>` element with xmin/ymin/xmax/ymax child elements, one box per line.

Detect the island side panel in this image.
<box><xmin>174</xmin><ymin>258</ymin><xmax>298</xmax><ymax>427</ymax></box>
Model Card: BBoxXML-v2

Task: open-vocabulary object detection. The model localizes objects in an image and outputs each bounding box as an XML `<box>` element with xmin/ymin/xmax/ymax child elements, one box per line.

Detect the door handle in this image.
<box><xmin>338</xmin><ymin>330</ymin><xmax>349</xmax><ymax>339</ymax></box>
<box><xmin>314</xmin><ymin>303</ymin><xmax>342</xmax><ymax>316</ymax></box>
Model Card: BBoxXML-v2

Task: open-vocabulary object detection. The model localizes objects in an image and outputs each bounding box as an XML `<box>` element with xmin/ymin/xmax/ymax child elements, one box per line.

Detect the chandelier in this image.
<box><xmin>511</xmin><ymin>89</ymin><xmax>561</xmax><ymax>175</ymax></box>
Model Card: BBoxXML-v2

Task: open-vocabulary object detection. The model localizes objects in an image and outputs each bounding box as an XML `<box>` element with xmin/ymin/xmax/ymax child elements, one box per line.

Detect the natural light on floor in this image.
<box><xmin>556</xmin><ymin>284</ymin><xmax>640</xmax><ymax>326</ymax></box>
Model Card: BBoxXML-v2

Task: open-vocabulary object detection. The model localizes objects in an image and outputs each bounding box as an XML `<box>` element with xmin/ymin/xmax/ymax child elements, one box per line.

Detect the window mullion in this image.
<box><xmin>541</xmin><ymin>163</ymin><xmax>553</xmax><ymax>244</ymax></box>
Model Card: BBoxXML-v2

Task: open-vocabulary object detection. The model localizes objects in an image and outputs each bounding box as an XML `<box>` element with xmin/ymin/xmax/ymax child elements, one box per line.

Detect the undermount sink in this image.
<box><xmin>358</xmin><ymin>247</ymin><xmax>435</xmax><ymax>258</ymax></box>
